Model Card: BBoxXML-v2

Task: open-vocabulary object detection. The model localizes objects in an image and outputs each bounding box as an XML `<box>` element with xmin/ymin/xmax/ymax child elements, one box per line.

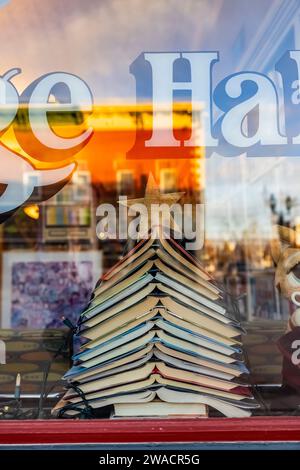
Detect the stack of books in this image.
<box><xmin>53</xmin><ymin>229</ymin><xmax>258</xmax><ymax>417</ymax></box>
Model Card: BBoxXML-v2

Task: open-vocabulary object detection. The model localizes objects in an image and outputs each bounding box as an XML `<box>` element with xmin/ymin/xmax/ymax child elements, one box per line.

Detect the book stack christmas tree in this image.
<box><xmin>53</xmin><ymin>177</ymin><xmax>258</xmax><ymax>418</ymax></box>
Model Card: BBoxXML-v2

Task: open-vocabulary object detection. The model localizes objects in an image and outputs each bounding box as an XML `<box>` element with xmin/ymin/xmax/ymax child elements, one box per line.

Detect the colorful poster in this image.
<box><xmin>1</xmin><ymin>251</ymin><xmax>102</xmax><ymax>328</ymax></box>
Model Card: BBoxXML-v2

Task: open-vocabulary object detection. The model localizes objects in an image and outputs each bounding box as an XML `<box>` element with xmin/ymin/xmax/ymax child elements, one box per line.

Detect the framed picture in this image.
<box><xmin>1</xmin><ymin>250</ymin><xmax>102</xmax><ymax>329</ymax></box>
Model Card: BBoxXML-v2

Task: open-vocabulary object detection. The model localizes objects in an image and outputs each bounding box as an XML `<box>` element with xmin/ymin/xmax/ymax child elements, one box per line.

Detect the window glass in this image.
<box><xmin>0</xmin><ymin>0</ymin><xmax>299</xmax><ymax>420</ymax></box>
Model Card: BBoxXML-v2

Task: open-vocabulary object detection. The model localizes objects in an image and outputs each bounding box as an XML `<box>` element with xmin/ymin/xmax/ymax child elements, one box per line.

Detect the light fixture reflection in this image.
<box><xmin>24</xmin><ymin>204</ymin><xmax>39</xmax><ymax>220</ymax></box>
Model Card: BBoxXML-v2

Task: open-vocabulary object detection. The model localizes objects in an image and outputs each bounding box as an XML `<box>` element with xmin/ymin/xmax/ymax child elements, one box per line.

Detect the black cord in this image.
<box><xmin>56</xmin><ymin>384</ymin><xmax>95</xmax><ymax>419</ymax></box>
<box><xmin>37</xmin><ymin>320</ymin><xmax>75</xmax><ymax>418</ymax></box>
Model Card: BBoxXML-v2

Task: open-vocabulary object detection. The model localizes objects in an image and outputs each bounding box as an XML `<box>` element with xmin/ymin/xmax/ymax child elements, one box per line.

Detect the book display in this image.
<box><xmin>54</xmin><ymin>226</ymin><xmax>258</xmax><ymax>418</ymax></box>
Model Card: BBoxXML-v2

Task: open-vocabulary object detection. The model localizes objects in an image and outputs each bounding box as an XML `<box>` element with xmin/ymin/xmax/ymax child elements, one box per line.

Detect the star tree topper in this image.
<box><xmin>118</xmin><ymin>173</ymin><xmax>184</xmax><ymax>238</ymax></box>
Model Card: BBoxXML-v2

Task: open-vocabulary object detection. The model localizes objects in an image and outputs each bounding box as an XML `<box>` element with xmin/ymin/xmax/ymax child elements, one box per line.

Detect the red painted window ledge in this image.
<box><xmin>0</xmin><ymin>417</ymin><xmax>300</xmax><ymax>445</ymax></box>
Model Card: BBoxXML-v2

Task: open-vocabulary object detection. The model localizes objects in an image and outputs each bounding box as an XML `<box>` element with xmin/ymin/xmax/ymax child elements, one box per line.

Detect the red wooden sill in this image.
<box><xmin>0</xmin><ymin>417</ymin><xmax>300</xmax><ymax>444</ymax></box>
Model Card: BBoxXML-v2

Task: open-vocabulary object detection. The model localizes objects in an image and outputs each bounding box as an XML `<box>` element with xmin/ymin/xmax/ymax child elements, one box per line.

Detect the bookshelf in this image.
<box><xmin>42</xmin><ymin>170</ymin><xmax>95</xmax><ymax>244</ymax></box>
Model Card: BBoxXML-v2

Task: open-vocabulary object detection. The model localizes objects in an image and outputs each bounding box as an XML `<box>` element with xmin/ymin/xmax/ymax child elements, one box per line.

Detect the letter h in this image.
<box><xmin>127</xmin><ymin>52</ymin><xmax>218</xmax><ymax>159</ymax></box>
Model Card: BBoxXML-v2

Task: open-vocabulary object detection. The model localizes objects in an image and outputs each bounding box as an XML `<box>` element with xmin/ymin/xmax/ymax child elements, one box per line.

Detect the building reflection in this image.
<box><xmin>0</xmin><ymin>102</ymin><xmax>297</xmax><ymax>325</ymax></box>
